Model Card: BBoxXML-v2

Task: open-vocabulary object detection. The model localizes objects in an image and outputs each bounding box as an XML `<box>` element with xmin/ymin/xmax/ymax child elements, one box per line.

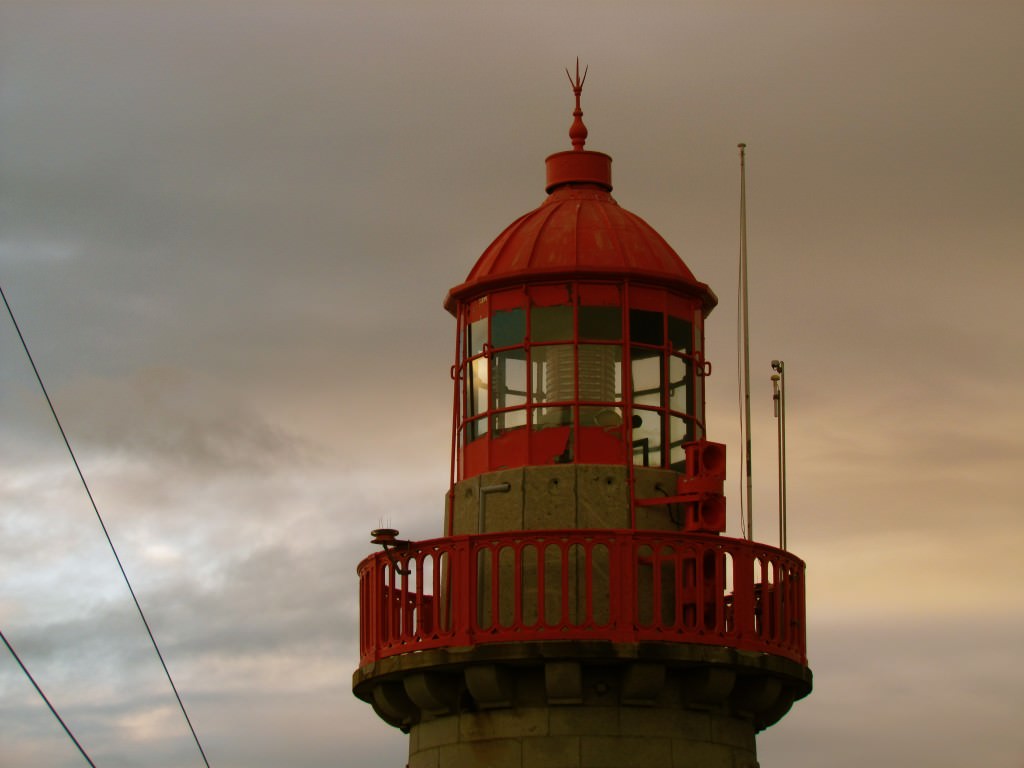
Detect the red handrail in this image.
<box><xmin>356</xmin><ymin>530</ymin><xmax>806</xmax><ymax>667</ymax></box>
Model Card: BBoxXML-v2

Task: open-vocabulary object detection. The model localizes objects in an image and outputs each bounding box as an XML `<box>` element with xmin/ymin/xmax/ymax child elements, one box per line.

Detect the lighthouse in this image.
<box><xmin>353</xmin><ymin>72</ymin><xmax>811</xmax><ymax>768</ymax></box>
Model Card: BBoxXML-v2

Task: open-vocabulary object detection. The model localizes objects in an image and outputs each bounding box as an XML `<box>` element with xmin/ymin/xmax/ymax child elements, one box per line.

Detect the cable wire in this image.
<box><xmin>1</xmin><ymin>282</ymin><xmax>211</xmax><ymax>768</ymax></box>
<box><xmin>1</xmin><ymin>628</ymin><xmax>98</xmax><ymax>767</ymax></box>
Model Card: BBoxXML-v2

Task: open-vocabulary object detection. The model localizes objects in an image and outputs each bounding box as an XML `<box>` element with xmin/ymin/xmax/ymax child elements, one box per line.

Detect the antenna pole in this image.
<box><xmin>739</xmin><ymin>143</ymin><xmax>753</xmax><ymax>540</ymax></box>
<box><xmin>772</xmin><ymin>361</ymin><xmax>787</xmax><ymax>549</ymax></box>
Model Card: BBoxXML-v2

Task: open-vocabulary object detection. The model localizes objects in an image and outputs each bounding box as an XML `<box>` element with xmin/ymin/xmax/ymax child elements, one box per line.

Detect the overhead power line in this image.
<box><xmin>0</xmin><ymin>628</ymin><xmax>97</xmax><ymax>768</ymax></box>
<box><xmin>0</xmin><ymin>282</ymin><xmax>212</xmax><ymax>768</ymax></box>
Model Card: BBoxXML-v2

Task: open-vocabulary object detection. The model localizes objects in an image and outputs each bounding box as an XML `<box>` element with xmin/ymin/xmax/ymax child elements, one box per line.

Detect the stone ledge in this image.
<box><xmin>354</xmin><ymin>640</ymin><xmax>811</xmax><ymax>733</ymax></box>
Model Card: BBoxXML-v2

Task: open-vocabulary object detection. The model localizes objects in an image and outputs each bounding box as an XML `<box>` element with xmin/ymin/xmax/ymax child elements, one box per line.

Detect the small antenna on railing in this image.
<box><xmin>370</xmin><ymin>527</ymin><xmax>411</xmax><ymax>575</ymax></box>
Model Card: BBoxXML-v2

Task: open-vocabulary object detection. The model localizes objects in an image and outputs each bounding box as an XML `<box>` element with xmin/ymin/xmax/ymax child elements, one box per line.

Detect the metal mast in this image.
<box><xmin>772</xmin><ymin>360</ymin><xmax>788</xmax><ymax>549</ymax></box>
<box><xmin>738</xmin><ymin>143</ymin><xmax>753</xmax><ymax>540</ymax></box>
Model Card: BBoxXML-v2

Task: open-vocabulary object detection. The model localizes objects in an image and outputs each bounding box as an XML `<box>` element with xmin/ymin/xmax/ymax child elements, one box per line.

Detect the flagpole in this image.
<box><xmin>739</xmin><ymin>143</ymin><xmax>753</xmax><ymax>541</ymax></box>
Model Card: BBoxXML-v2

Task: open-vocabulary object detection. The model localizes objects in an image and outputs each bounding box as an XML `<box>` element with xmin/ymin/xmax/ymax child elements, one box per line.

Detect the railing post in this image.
<box><xmin>452</xmin><ymin>536</ymin><xmax>472</xmax><ymax>647</ymax></box>
<box><xmin>795</xmin><ymin>560</ymin><xmax>807</xmax><ymax>664</ymax></box>
<box><xmin>611</xmin><ymin>531</ymin><xmax>635</xmax><ymax>642</ymax></box>
<box><xmin>731</xmin><ymin>543</ymin><xmax>755</xmax><ymax>642</ymax></box>
<box><xmin>357</xmin><ymin>564</ymin><xmax>367</xmax><ymax>665</ymax></box>
<box><xmin>369</xmin><ymin>555</ymin><xmax>386</xmax><ymax>664</ymax></box>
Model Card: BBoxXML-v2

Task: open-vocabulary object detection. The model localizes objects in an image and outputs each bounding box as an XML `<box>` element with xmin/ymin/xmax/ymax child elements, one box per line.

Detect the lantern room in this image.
<box><xmin>447</xmin><ymin>248</ymin><xmax>716</xmax><ymax>480</ymax></box>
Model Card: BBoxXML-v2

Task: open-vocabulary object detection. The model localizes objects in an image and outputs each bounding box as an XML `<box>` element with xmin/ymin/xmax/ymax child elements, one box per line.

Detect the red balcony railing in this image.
<box><xmin>357</xmin><ymin>530</ymin><xmax>806</xmax><ymax>668</ymax></box>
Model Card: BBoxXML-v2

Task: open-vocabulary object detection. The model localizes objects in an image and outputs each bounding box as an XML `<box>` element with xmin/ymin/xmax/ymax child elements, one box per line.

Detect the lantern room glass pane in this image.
<box><xmin>668</xmin><ymin>414</ymin><xmax>691</xmax><ymax>472</ymax></box>
<box><xmin>468</xmin><ymin>317</ymin><xmax>488</xmax><ymax>356</ymax></box>
<box><xmin>491</xmin><ymin>351</ymin><xmax>527</xmax><ymax>412</ymax></box>
<box><xmin>467</xmin><ymin>415</ymin><xmax>488</xmax><ymax>442</ymax></box>
<box><xmin>492</xmin><ymin>308</ymin><xmax>526</xmax><ymax>349</ymax></box>
<box><xmin>629</xmin><ymin>309</ymin><xmax>663</xmax><ymax>346</ymax></box>
<box><xmin>531</xmin><ymin>305</ymin><xmax>573</xmax><ymax>342</ymax></box>
<box><xmin>631</xmin><ymin>347</ymin><xmax>663</xmax><ymax>408</ymax></box>
<box><xmin>493</xmin><ymin>408</ymin><xmax>527</xmax><ymax>432</ymax></box>
<box><xmin>668</xmin><ymin>354</ymin><xmax>692</xmax><ymax>415</ymax></box>
<box><xmin>579</xmin><ymin>306</ymin><xmax>622</xmax><ymax>341</ymax></box>
<box><xmin>467</xmin><ymin>357</ymin><xmax>488</xmax><ymax>418</ymax></box>
<box><xmin>668</xmin><ymin>315</ymin><xmax>692</xmax><ymax>353</ymax></box>
<box><xmin>533</xmin><ymin>405</ymin><xmax>572</xmax><ymax>430</ymax></box>
<box><xmin>579</xmin><ymin>345</ymin><xmax>622</xmax><ymax>402</ymax></box>
<box><xmin>632</xmin><ymin>409</ymin><xmax>662</xmax><ymax>467</ymax></box>
<box><xmin>580</xmin><ymin>405</ymin><xmax>623</xmax><ymax>429</ymax></box>
<box><xmin>532</xmin><ymin>344</ymin><xmax>575</xmax><ymax>403</ymax></box>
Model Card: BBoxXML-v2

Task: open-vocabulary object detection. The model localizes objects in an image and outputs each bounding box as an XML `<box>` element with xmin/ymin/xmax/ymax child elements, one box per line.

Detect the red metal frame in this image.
<box><xmin>357</xmin><ymin>530</ymin><xmax>806</xmax><ymax>668</ymax></box>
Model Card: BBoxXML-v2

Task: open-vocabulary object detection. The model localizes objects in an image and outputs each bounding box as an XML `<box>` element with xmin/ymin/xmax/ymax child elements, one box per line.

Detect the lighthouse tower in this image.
<box><xmin>353</xmin><ymin>75</ymin><xmax>811</xmax><ymax>768</ymax></box>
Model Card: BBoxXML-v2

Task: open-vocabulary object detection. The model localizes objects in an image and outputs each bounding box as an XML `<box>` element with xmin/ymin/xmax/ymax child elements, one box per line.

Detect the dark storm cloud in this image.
<box><xmin>48</xmin><ymin>368</ymin><xmax>314</xmax><ymax>473</ymax></box>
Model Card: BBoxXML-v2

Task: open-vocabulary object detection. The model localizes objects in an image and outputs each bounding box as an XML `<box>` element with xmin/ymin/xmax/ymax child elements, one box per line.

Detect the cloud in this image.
<box><xmin>760</xmin><ymin>615</ymin><xmax>1024</xmax><ymax>768</ymax></box>
<box><xmin>1</xmin><ymin>2</ymin><xmax>1022</xmax><ymax>767</ymax></box>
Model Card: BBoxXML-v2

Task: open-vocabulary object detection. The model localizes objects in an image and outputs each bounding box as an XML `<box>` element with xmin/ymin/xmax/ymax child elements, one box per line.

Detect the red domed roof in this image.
<box><xmin>445</xmin><ymin>69</ymin><xmax>717</xmax><ymax>314</ymax></box>
<box><xmin>444</xmin><ymin>169</ymin><xmax>718</xmax><ymax>314</ymax></box>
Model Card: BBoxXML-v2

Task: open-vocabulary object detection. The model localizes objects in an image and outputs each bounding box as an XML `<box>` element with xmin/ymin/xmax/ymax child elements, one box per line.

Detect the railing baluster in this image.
<box><xmin>560</xmin><ymin>539</ymin><xmax>570</xmax><ymax>627</ymax></box>
<box><xmin>536</xmin><ymin>540</ymin><xmax>547</xmax><ymax>628</ymax></box>
<box><xmin>584</xmin><ymin>539</ymin><xmax>593</xmax><ymax>626</ymax></box>
<box><xmin>513</xmin><ymin>541</ymin><xmax>523</xmax><ymax>628</ymax></box>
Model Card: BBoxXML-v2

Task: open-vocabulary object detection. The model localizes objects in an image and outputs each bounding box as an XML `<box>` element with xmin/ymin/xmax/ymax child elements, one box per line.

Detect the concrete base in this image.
<box><xmin>409</xmin><ymin>705</ymin><xmax>758</xmax><ymax>768</ymax></box>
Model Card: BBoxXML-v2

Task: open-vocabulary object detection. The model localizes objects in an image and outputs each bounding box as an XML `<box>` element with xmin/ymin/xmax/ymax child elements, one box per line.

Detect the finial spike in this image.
<box><xmin>566</xmin><ymin>58</ymin><xmax>589</xmax><ymax>151</ymax></box>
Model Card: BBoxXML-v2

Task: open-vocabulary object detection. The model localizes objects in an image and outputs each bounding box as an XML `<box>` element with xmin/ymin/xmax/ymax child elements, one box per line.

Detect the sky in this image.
<box><xmin>0</xmin><ymin>2</ymin><xmax>1022</xmax><ymax>766</ymax></box>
